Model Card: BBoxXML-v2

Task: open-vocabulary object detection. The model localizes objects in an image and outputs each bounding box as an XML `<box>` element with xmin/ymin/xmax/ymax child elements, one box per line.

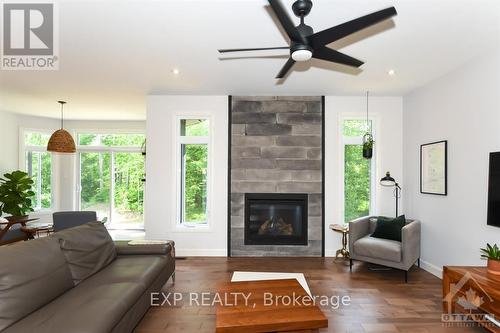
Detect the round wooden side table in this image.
<box><xmin>329</xmin><ymin>224</ymin><xmax>350</xmax><ymax>259</ymax></box>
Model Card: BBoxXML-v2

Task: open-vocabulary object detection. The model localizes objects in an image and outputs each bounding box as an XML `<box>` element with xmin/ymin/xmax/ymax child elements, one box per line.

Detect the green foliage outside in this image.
<box><xmin>343</xmin><ymin>119</ymin><xmax>372</xmax><ymax>137</ymax></box>
<box><xmin>80</xmin><ymin>151</ymin><xmax>111</xmax><ymax>216</ymax></box>
<box><xmin>0</xmin><ymin>170</ymin><xmax>35</xmax><ymax>217</ymax></box>
<box><xmin>24</xmin><ymin>132</ymin><xmax>52</xmax><ymax>209</ymax></box>
<box><xmin>23</xmin><ymin>132</ymin><xmax>145</xmax><ymax>224</ymax></box>
<box><xmin>181</xmin><ymin>120</ymin><xmax>209</xmax><ymax>223</ymax></box>
<box><xmin>78</xmin><ymin>133</ymin><xmax>145</xmax><ymax>147</ymax></box>
<box><xmin>26</xmin><ymin>152</ymin><xmax>52</xmax><ymax>209</ymax></box>
<box><xmin>181</xmin><ymin>119</ymin><xmax>209</xmax><ymax>137</ymax></box>
<box><xmin>114</xmin><ymin>152</ymin><xmax>144</xmax><ymax>219</ymax></box>
<box><xmin>344</xmin><ymin>120</ymin><xmax>372</xmax><ymax>223</ymax></box>
<box><xmin>78</xmin><ymin>134</ymin><xmax>145</xmax><ymax>225</ymax></box>
<box><xmin>183</xmin><ymin>144</ymin><xmax>208</xmax><ymax>222</ymax></box>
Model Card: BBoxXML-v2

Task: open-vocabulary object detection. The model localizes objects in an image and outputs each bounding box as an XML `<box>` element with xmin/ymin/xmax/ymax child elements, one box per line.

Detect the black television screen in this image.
<box><xmin>487</xmin><ymin>152</ymin><xmax>500</xmax><ymax>228</ymax></box>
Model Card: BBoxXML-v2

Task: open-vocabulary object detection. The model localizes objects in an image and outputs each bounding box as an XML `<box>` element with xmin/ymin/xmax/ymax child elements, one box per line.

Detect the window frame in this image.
<box><xmin>339</xmin><ymin>116</ymin><xmax>377</xmax><ymax>223</ymax></box>
<box><xmin>19</xmin><ymin>128</ymin><xmax>55</xmax><ymax>212</ymax></box>
<box><xmin>174</xmin><ymin>115</ymin><xmax>212</xmax><ymax>230</ymax></box>
<box><xmin>74</xmin><ymin>130</ymin><xmax>145</xmax><ymax>228</ymax></box>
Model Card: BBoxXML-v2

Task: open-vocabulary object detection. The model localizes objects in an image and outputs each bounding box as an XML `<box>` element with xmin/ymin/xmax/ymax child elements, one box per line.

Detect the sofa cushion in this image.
<box><xmin>353</xmin><ymin>236</ymin><xmax>402</xmax><ymax>263</ymax></box>
<box><xmin>3</xmin><ymin>281</ymin><xmax>145</xmax><ymax>333</ymax></box>
<box><xmin>81</xmin><ymin>255</ymin><xmax>170</xmax><ymax>288</ymax></box>
<box><xmin>0</xmin><ymin>237</ymin><xmax>74</xmax><ymax>331</ymax></box>
<box><xmin>56</xmin><ymin>221</ymin><xmax>116</xmax><ymax>285</ymax></box>
<box><xmin>371</xmin><ymin>215</ymin><xmax>406</xmax><ymax>242</ymax></box>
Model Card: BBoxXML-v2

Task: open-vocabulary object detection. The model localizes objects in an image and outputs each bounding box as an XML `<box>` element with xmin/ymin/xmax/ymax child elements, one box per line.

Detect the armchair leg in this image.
<box><xmin>418</xmin><ymin>258</ymin><xmax>420</xmax><ymax>268</ymax></box>
<box><xmin>349</xmin><ymin>259</ymin><xmax>353</xmax><ymax>272</ymax></box>
<box><xmin>404</xmin><ymin>270</ymin><xmax>408</xmax><ymax>283</ymax></box>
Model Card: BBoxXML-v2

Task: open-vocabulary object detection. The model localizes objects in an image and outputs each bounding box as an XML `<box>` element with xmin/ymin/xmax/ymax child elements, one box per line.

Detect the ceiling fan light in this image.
<box><xmin>291</xmin><ymin>49</ymin><xmax>312</xmax><ymax>62</ymax></box>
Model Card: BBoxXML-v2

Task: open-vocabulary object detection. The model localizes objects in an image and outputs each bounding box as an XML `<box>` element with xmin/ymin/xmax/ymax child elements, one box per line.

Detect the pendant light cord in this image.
<box><xmin>58</xmin><ymin>101</ymin><xmax>66</xmax><ymax>129</ymax></box>
<box><xmin>366</xmin><ymin>91</ymin><xmax>371</xmax><ymax>135</ymax></box>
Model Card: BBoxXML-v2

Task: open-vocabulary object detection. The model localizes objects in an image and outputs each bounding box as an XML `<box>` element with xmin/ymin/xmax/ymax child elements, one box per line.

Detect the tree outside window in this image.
<box><xmin>343</xmin><ymin>119</ymin><xmax>374</xmax><ymax>222</ymax></box>
<box><xmin>178</xmin><ymin>119</ymin><xmax>209</xmax><ymax>225</ymax></box>
<box><xmin>24</xmin><ymin>132</ymin><xmax>52</xmax><ymax>210</ymax></box>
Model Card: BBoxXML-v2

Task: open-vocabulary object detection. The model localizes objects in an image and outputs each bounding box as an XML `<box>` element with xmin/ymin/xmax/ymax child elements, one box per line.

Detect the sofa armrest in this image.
<box><xmin>402</xmin><ymin>220</ymin><xmax>421</xmax><ymax>269</ymax></box>
<box><xmin>114</xmin><ymin>240</ymin><xmax>175</xmax><ymax>256</ymax></box>
<box><xmin>348</xmin><ymin>216</ymin><xmax>372</xmax><ymax>253</ymax></box>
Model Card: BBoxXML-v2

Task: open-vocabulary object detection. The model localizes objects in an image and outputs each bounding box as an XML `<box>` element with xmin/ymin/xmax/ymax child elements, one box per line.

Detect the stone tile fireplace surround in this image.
<box><xmin>229</xmin><ymin>96</ymin><xmax>324</xmax><ymax>257</ymax></box>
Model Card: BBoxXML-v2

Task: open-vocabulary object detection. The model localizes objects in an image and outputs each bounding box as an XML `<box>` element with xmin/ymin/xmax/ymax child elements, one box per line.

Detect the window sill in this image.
<box><xmin>172</xmin><ymin>223</ymin><xmax>212</xmax><ymax>233</ymax></box>
<box><xmin>31</xmin><ymin>209</ymin><xmax>53</xmax><ymax>215</ymax></box>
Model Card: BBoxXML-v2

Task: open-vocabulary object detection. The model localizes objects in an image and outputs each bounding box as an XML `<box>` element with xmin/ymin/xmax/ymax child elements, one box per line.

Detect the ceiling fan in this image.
<box><xmin>218</xmin><ymin>0</ymin><xmax>397</xmax><ymax>79</ymax></box>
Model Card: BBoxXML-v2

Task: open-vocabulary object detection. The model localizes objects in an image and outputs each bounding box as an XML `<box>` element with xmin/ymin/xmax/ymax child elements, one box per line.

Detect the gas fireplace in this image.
<box><xmin>244</xmin><ymin>193</ymin><xmax>308</xmax><ymax>246</ymax></box>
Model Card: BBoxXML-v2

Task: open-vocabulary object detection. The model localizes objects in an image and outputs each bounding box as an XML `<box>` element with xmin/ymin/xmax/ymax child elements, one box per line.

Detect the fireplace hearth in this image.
<box><xmin>245</xmin><ymin>193</ymin><xmax>308</xmax><ymax>246</ymax></box>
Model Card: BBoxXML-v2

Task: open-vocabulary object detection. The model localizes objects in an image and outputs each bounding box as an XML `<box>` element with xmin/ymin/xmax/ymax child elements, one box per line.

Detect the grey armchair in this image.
<box><xmin>52</xmin><ymin>211</ymin><xmax>98</xmax><ymax>232</ymax></box>
<box><xmin>348</xmin><ymin>216</ymin><xmax>421</xmax><ymax>282</ymax></box>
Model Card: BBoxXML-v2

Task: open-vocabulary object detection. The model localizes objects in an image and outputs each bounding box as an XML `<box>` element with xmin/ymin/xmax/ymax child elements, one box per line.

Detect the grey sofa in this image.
<box><xmin>0</xmin><ymin>221</ymin><xmax>175</xmax><ymax>333</ymax></box>
<box><xmin>349</xmin><ymin>216</ymin><xmax>421</xmax><ymax>282</ymax></box>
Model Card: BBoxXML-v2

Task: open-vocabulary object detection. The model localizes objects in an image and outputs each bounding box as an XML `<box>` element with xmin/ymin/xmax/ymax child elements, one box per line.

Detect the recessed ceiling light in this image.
<box><xmin>172</xmin><ymin>68</ymin><xmax>180</xmax><ymax>75</ymax></box>
<box><xmin>388</xmin><ymin>69</ymin><xmax>396</xmax><ymax>76</ymax></box>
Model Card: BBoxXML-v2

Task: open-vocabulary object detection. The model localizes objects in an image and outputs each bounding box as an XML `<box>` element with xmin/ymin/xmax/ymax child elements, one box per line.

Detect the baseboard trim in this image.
<box><xmin>175</xmin><ymin>249</ymin><xmax>227</xmax><ymax>257</ymax></box>
<box><xmin>419</xmin><ymin>259</ymin><xmax>443</xmax><ymax>279</ymax></box>
<box><xmin>325</xmin><ymin>250</ymin><xmax>338</xmax><ymax>257</ymax></box>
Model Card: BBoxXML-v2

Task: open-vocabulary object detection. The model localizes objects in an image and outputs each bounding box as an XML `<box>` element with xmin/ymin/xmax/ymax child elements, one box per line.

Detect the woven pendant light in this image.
<box><xmin>47</xmin><ymin>101</ymin><xmax>76</xmax><ymax>153</ymax></box>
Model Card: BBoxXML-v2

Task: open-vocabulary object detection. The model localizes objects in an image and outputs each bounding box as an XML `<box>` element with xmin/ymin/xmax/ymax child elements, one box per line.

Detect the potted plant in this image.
<box><xmin>362</xmin><ymin>133</ymin><xmax>374</xmax><ymax>159</ymax></box>
<box><xmin>0</xmin><ymin>170</ymin><xmax>35</xmax><ymax>223</ymax></box>
<box><xmin>480</xmin><ymin>243</ymin><xmax>500</xmax><ymax>275</ymax></box>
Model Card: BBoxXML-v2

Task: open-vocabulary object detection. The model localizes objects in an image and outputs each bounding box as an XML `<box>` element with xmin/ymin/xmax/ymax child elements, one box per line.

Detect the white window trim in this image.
<box><xmin>18</xmin><ymin>128</ymin><xmax>56</xmax><ymax>212</ymax></box>
<box><xmin>339</xmin><ymin>115</ymin><xmax>378</xmax><ymax>223</ymax></box>
<box><xmin>173</xmin><ymin>115</ymin><xmax>212</xmax><ymax>232</ymax></box>
<box><xmin>74</xmin><ymin>130</ymin><xmax>145</xmax><ymax>227</ymax></box>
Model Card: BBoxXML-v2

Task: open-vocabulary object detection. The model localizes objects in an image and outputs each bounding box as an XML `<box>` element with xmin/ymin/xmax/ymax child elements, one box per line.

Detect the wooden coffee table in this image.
<box><xmin>216</xmin><ymin>278</ymin><xmax>328</xmax><ymax>333</ymax></box>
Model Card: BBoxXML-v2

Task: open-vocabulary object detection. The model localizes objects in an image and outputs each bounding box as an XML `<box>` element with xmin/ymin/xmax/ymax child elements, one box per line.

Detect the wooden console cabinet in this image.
<box><xmin>443</xmin><ymin>266</ymin><xmax>500</xmax><ymax>332</ymax></box>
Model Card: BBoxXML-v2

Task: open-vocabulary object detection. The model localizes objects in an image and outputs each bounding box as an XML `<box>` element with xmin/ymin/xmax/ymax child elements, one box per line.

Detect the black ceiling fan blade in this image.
<box><xmin>312</xmin><ymin>47</ymin><xmax>364</xmax><ymax>67</ymax></box>
<box><xmin>218</xmin><ymin>47</ymin><xmax>289</xmax><ymax>53</ymax></box>
<box><xmin>276</xmin><ymin>57</ymin><xmax>296</xmax><ymax>79</ymax></box>
<box><xmin>268</xmin><ymin>0</ymin><xmax>307</xmax><ymax>44</ymax></box>
<box><xmin>309</xmin><ymin>7</ymin><xmax>397</xmax><ymax>47</ymax></box>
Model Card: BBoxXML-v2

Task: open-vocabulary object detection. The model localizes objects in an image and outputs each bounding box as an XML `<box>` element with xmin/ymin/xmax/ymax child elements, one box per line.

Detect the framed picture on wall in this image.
<box><xmin>420</xmin><ymin>140</ymin><xmax>448</xmax><ymax>195</ymax></box>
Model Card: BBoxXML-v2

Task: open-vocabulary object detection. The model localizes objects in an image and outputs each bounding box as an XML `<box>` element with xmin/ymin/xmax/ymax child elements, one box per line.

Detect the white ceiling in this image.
<box><xmin>0</xmin><ymin>0</ymin><xmax>499</xmax><ymax>120</ymax></box>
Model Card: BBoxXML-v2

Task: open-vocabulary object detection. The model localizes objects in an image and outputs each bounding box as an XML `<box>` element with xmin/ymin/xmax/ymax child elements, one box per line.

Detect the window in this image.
<box><xmin>342</xmin><ymin>119</ymin><xmax>375</xmax><ymax>222</ymax></box>
<box><xmin>23</xmin><ymin>131</ymin><xmax>52</xmax><ymax>210</ymax></box>
<box><xmin>176</xmin><ymin>118</ymin><xmax>210</xmax><ymax>226</ymax></box>
<box><xmin>77</xmin><ymin>133</ymin><xmax>145</xmax><ymax>229</ymax></box>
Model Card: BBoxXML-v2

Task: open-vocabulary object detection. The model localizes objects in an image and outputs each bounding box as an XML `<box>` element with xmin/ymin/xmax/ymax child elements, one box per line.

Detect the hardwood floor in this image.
<box><xmin>135</xmin><ymin>257</ymin><xmax>484</xmax><ymax>333</ymax></box>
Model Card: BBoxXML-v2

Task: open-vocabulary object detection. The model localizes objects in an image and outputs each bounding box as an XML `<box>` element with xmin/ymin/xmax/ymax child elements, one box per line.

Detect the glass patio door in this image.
<box><xmin>78</xmin><ymin>150</ymin><xmax>144</xmax><ymax>230</ymax></box>
<box><xmin>79</xmin><ymin>151</ymin><xmax>112</xmax><ymax>222</ymax></box>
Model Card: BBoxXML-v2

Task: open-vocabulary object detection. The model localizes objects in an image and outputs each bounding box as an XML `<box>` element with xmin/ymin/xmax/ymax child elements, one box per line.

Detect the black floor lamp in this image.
<box><xmin>380</xmin><ymin>171</ymin><xmax>401</xmax><ymax>217</ymax></box>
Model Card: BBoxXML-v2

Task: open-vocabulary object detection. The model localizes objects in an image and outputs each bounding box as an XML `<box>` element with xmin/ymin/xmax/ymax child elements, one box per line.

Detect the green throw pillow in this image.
<box><xmin>371</xmin><ymin>215</ymin><xmax>406</xmax><ymax>242</ymax></box>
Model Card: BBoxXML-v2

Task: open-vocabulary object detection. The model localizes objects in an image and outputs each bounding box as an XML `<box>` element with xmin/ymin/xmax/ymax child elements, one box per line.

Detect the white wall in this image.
<box><xmin>0</xmin><ymin>111</ymin><xmax>20</xmax><ymax>176</ymax></box>
<box><xmin>403</xmin><ymin>49</ymin><xmax>500</xmax><ymax>277</ymax></box>
<box><xmin>324</xmin><ymin>96</ymin><xmax>404</xmax><ymax>256</ymax></box>
<box><xmin>146</xmin><ymin>95</ymin><xmax>228</xmax><ymax>256</ymax></box>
